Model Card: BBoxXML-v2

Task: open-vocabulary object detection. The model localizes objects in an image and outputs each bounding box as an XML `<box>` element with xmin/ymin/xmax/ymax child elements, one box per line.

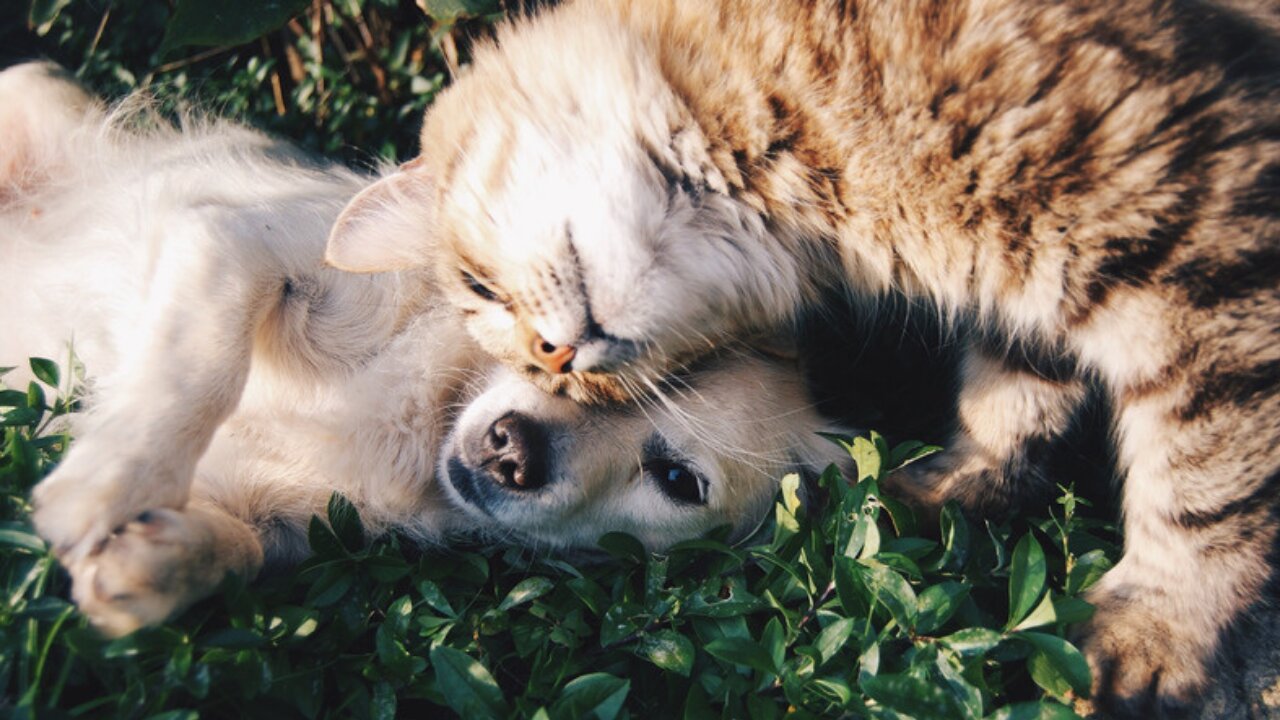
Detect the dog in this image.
<box><xmin>0</xmin><ymin>62</ymin><xmax>851</xmax><ymax>636</ymax></box>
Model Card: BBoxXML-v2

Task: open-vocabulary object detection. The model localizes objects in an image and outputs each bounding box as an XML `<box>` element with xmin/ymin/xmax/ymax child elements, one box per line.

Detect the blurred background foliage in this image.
<box><xmin>4</xmin><ymin>0</ymin><xmax>518</xmax><ymax>164</ymax></box>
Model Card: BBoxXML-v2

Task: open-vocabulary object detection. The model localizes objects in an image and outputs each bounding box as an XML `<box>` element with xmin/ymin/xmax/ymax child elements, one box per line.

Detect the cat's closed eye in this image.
<box><xmin>461</xmin><ymin>270</ymin><xmax>501</xmax><ymax>303</ymax></box>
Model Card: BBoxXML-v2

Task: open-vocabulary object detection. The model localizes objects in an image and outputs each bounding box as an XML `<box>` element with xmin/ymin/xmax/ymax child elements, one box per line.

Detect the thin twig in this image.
<box><xmin>312</xmin><ymin>0</ymin><xmax>326</xmax><ymax>124</ymax></box>
<box><xmin>87</xmin><ymin>7</ymin><xmax>111</xmax><ymax>58</ymax></box>
<box><xmin>261</xmin><ymin>36</ymin><xmax>288</xmax><ymax>116</ymax></box>
<box><xmin>152</xmin><ymin>45</ymin><xmax>232</xmax><ymax>74</ymax></box>
<box><xmin>440</xmin><ymin>30</ymin><xmax>460</xmax><ymax>81</ymax></box>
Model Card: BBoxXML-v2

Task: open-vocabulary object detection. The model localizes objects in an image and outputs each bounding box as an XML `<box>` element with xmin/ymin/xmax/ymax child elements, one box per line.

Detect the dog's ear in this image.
<box><xmin>325</xmin><ymin>158</ymin><xmax>436</xmax><ymax>272</ymax></box>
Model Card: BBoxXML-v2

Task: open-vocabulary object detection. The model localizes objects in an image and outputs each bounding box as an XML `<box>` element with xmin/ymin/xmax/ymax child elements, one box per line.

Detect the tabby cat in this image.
<box><xmin>325</xmin><ymin>0</ymin><xmax>1280</xmax><ymax>714</ymax></box>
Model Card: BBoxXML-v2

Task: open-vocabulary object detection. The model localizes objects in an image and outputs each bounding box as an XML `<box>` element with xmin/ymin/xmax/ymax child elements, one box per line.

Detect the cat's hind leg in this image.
<box><xmin>884</xmin><ymin>337</ymin><xmax>1090</xmax><ymax>515</ymax></box>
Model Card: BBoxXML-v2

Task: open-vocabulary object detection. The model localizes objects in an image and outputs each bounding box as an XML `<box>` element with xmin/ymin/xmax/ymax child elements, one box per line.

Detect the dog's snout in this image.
<box><xmin>479</xmin><ymin>412</ymin><xmax>548</xmax><ymax>490</ymax></box>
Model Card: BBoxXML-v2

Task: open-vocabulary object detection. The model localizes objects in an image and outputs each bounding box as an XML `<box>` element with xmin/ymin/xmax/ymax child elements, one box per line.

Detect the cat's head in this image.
<box><xmin>325</xmin><ymin>8</ymin><xmax>806</xmax><ymax>403</ymax></box>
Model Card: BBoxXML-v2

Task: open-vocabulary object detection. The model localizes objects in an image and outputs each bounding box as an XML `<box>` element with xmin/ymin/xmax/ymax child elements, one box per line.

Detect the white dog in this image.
<box><xmin>0</xmin><ymin>63</ymin><xmax>851</xmax><ymax>636</ymax></box>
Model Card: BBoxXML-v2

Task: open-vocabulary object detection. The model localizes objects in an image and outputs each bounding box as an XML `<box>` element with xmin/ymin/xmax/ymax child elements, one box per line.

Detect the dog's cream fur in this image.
<box><xmin>0</xmin><ymin>63</ymin><xmax>850</xmax><ymax>636</ymax></box>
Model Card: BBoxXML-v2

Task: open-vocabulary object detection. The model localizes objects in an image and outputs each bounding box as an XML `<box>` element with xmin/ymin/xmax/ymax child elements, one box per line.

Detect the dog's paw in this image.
<box><xmin>1076</xmin><ymin>586</ymin><xmax>1213</xmax><ymax>719</ymax></box>
<box><xmin>66</xmin><ymin>508</ymin><xmax>231</xmax><ymax>637</ymax></box>
<box><xmin>31</xmin><ymin>440</ymin><xmax>190</xmax><ymax>563</ymax></box>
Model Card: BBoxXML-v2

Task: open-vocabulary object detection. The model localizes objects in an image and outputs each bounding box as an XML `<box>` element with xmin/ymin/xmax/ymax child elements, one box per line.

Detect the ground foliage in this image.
<box><xmin>8</xmin><ymin>0</ymin><xmax>509</xmax><ymax>163</ymax></box>
<box><xmin>1</xmin><ymin>360</ymin><xmax>1119</xmax><ymax>718</ymax></box>
<box><xmin>4</xmin><ymin>3</ymin><xmax>1121</xmax><ymax>717</ymax></box>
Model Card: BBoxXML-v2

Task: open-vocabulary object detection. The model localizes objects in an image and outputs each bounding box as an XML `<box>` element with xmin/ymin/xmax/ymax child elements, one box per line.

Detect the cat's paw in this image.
<box><xmin>1076</xmin><ymin>586</ymin><xmax>1214</xmax><ymax>719</ymax></box>
<box><xmin>883</xmin><ymin>451</ymin><xmax>1019</xmax><ymax>519</ymax></box>
<box><xmin>31</xmin><ymin>440</ymin><xmax>190</xmax><ymax>563</ymax></box>
<box><xmin>65</xmin><ymin>508</ymin><xmax>229</xmax><ymax>637</ymax></box>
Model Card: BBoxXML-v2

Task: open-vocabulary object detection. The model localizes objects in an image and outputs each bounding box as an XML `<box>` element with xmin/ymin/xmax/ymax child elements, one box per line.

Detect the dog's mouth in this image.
<box><xmin>443</xmin><ymin>457</ymin><xmax>502</xmax><ymax>518</ymax></box>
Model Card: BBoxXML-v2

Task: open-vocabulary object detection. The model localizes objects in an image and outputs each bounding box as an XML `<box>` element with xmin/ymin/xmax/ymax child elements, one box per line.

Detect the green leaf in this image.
<box><xmin>371</xmin><ymin>681</ymin><xmax>397</xmax><ymax>720</ymax></box>
<box><xmin>985</xmin><ymin>700</ymin><xmax>1084</xmax><ymax>720</ymax></box>
<box><xmin>762</xmin><ymin>617</ymin><xmax>786</xmax><ymax>672</ymax></box>
<box><xmin>429</xmin><ymin>646</ymin><xmax>508</xmax><ymax>719</ymax></box>
<box><xmin>704</xmin><ymin>636</ymin><xmax>778</xmax><ymax>675</ymax></box>
<box><xmin>1011</xmin><ymin>592</ymin><xmax>1058</xmax><ymax>631</ymax></box>
<box><xmin>550</xmin><ymin>673</ymin><xmax>630</xmax><ymax>720</ymax></box>
<box><xmin>160</xmin><ymin>0</ymin><xmax>311</xmax><ymax>54</ymax></box>
<box><xmin>861</xmin><ymin>671</ymin><xmax>966</xmax><ymax>720</ymax></box>
<box><xmin>636</xmin><ymin>630</ymin><xmax>694</xmax><ymax>676</ymax></box>
<box><xmin>1050</xmin><ymin>596</ymin><xmax>1095</xmax><ymax>625</ymax></box>
<box><xmin>326</xmin><ymin>493</ymin><xmax>365</xmax><ymax>552</ymax></box>
<box><xmin>888</xmin><ymin>440</ymin><xmax>943</xmax><ymax>471</ymax></box>
<box><xmin>596</xmin><ymin>532</ymin><xmax>646</xmax><ymax>563</ymax></box>
<box><xmin>859</xmin><ymin>561</ymin><xmax>918</xmax><ymax>629</ymax></box>
<box><xmin>935</xmin><ymin>503</ymin><xmax>970</xmax><ymax>572</ymax></box>
<box><xmin>935</xmin><ymin>649</ymin><xmax>984</xmax><ymax>719</ymax></box>
<box><xmin>916</xmin><ymin>581</ymin><xmax>970</xmax><ymax>635</ymax></box>
<box><xmin>939</xmin><ymin>627</ymin><xmax>1004</xmax><ymax>658</ymax></box>
<box><xmin>29</xmin><ymin>357</ymin><xmax>58</xmax><ymax>388</ymax></box>
<box><xmin>1007</xmin><ymin>534</ymin><xmax>1047</xmax><ymax>629</ymax></box>
<box><xmin>0</xmin><ymin>524</ymin><xmax>47</xmax><ymax>553</ymax></box>
<box><xmin>780</xmin><ymin>472</ymin><xmax>803</xmax><ymax>517</ymax></box>
<box><xmin>417</xmin><ymin>579</ymin><xmax>457</xmax><ymax>618</ymax></box>
<box><xmin>849</xmin><ymin>435</ymin><xmax>883</xmax><ymax>482</ymax></box>
<box><xmin>498</xmin><ymin>576</ymin><xmax>553</xmax><ymax>611</ymax></box>
<box><xmin>814</xmin><ymin>617</ymin><xmax>855</xmax><ymax>664</ymax></box>
<box><xmin>200</xmin><ymin>628</ymin><xmax>265</xmax><ymax>649</ymax></box>
<box><xmin>1017</xmin><ymin>631</ymin><xmax>1092</xmax><ymax>698</ymax></box>
<box><xmin>27</xmin><ymin>0</ymin><xmax>72</xmax><ymax>35</ymax></box>
<box><xmin>0</xmin><ymin>389</ymin><xmax>27</xmax><ymax>408</ymax></box>
<box><xmin>599</xmin><ymin>602</ymin><xmax>643</xmax><ymax>647</ymax></box>
<box><xmin>416</xmin><ymin>0</ymin><xmax>502</xmax><ymax>23</ymax></box>
<box><xmin>307</xmin><ymin>516</ymin><xmax>348</xmax><ymax>559</ymax></box>
<box><xmin>1065</xmin><ymin>550</ymin><xmax>1113</xmax><ymax>596</ymax></box>
<box><xmin>833</xmin><ymin>556</ymin><xmax>869</xmax><ymax>617</ymax></box>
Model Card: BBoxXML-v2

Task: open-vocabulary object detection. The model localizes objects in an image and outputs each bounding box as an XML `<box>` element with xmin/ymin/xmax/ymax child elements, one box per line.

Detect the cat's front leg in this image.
<box><xmin>32</xmin><ymin>211</ymin><xmax>282</xmax><ymax>563</ymax></box>
<box><xmin>884</xmin><ymin>339</ymin><xmax>1089</xmax><ymax>516</ymax></box>
<box><xmin>65</xmin><ymin>503</ymin><xmax>263</xmax><ymax>637</ymax></box>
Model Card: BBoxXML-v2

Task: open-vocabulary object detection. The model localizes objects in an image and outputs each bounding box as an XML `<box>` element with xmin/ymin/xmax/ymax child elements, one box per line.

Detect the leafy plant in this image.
<box><xmin>11</xmin><ymin>0</ymin><xmax>503</xmax><ymax>163</ymax></box>
<box><xmin>0</xmin><ymin>359</ymin><xmax>1120</xmax><ymax>718</ymax></box>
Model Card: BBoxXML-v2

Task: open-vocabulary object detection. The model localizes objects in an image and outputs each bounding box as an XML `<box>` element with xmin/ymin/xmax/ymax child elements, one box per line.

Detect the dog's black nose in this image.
<box><xmin>478</xmin><ymin>412</ymin><xmax>548</xmax><ymax>490</ymax></box>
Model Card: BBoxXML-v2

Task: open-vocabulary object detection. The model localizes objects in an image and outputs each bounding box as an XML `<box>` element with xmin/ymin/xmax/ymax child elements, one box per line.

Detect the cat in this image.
<box><xmin>323</xmin><ymin>0</ymin><xmax>1280</xmax><ymax>715</ymax></box>
<box><xmin>1</xmin><ymin>62</ymin><xmax>851</xmax><ymax>635</ymax></box>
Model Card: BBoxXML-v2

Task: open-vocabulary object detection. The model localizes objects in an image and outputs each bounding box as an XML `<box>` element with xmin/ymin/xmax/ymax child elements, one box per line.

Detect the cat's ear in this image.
<box><xmin>325</xmin><ymin>158</ymin><xmax>437</xmax><ymax>272</ymax></box>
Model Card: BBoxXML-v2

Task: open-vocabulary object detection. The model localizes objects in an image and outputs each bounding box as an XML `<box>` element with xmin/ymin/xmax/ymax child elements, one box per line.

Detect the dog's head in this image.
<box><xmin>438</xmin><ymin>350</ymin><xmax>853</xmax><ymax>551</ymax></box>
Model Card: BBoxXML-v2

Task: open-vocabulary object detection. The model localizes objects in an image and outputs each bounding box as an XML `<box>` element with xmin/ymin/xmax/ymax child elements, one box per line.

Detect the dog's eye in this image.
<box><xmin>644</xmin><ymin>460</ymin><xmax>707</xmax><ymax>505</ymax></box>
<box><xmin>461</xmin><ymin>270</ymin><xmax>500</xmax><ymax>303</ymax></box>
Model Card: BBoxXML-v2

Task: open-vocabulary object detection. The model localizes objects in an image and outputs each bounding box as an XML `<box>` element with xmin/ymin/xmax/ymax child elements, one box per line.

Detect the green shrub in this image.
<box><xmin>0</xmin><ymin>359</ymin><xmax>1118</xmax><ymax>718</ymax></box>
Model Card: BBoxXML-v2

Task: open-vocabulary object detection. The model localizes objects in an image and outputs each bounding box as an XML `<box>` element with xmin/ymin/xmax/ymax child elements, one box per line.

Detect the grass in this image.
<box><xmin>3</xmin><ymin>3</ymin><xmax>1121</xmax><ymax>717</ymax></box>
<box><xmin>1</xmin><ymin>358</ymin><xmax>1119</xmax><ymax>718</ymax></box>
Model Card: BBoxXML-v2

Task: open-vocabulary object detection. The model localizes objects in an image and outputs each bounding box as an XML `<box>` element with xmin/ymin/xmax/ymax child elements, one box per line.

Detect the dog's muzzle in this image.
<box><xmin>446</xmin><ymin>412</ymin><xmax>550</xmax><ymax>515</ymax></box>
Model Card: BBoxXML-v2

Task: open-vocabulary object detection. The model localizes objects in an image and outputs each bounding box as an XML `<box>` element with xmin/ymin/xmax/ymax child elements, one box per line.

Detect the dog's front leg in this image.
<box><xmin>33</xmin><ymin>207</ymin><xmax>286</xmax><ymax>563</ymax></box>
<box><xmin>65</xmin><ymin>502</ymin><xmax>264</xmax><ymax>637</ymax></box>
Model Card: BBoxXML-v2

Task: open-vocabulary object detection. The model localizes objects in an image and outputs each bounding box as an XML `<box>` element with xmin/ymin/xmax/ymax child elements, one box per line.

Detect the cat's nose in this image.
<box><xmin>531</xmin><ymin>336</ymin><xmax>576</xmax><ymax>374</ymax></box>
<box><xmin>477</xmin><ymin>412</ymin><xmax>548</xmax><ymax>490</ymax></box>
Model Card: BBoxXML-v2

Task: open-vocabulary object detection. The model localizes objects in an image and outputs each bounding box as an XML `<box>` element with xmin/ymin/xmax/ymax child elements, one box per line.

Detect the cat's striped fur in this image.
<box><xmin>326</xmin><ymin>1</ymin><xmax>1280</xmax><ymax>714</ymax></box>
